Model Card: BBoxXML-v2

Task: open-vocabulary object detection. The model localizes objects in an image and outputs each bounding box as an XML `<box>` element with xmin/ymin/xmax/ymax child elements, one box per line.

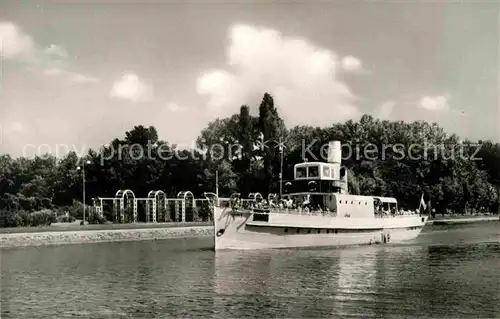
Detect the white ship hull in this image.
<box><xmin>213</xmin><ymin>207</ymin><xmax>428</xmax><ymax>251</ymax></box>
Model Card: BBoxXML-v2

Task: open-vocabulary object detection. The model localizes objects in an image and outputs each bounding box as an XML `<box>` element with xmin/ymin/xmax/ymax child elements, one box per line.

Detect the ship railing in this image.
<box><xmin>219</xmin><ymin>198</ymin><xmax>261</xmax><ymax>209</ymax></box>
<box><xmin>218</xmin><ymin>199</ymin><xmax>420</xmax><ymax>218</ymax></box>
<box><xmin>374</xmin><ymin>212</ymin><xmax>420</xmax><ymax>218</ymax></box>
<box><xmin>268</xmin><ymin>208</ymin><xmax>338</xmax><ymax>217</ymax></box>
<box><xmin>229</xmin><ymin>206</ymin><xmax>338</xmax><ymax>217</ymax></box>
<box><xmin>268</xmin><ymin>207</ymin><xmax>336</xmax><ymax>215</ymax></box>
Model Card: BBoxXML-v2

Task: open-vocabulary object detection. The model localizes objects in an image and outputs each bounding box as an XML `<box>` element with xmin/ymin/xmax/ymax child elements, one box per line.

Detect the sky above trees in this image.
<box><xmin>0</xmin><ymin>1</ymin><xmax>498</xmax><ymax>157</ymax></box>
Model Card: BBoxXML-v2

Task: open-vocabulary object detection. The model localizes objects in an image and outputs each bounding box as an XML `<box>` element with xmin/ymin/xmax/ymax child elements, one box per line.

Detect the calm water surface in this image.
<box><xmin>1</xmin><ymin>223</ymin><xmax>500</xmax><ymax>318</ymax></box>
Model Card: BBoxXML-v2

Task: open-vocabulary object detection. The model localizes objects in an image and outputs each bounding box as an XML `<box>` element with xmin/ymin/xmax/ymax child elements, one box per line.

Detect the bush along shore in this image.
<box><xmin>0</xmin><ymin>225</ymin><xmax>214</xmax><ymax>248</ymax></box>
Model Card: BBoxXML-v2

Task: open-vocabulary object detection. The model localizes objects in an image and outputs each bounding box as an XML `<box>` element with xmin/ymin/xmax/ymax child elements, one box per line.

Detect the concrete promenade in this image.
<box><xmin>0</xmin><ymin>222</ymin><xmax>214</xmax><ymax>248</ymax></box>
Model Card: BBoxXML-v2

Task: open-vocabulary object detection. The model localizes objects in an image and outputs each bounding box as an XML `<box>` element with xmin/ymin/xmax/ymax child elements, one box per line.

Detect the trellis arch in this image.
<box><xmin>229</xmin><ymin>192</ymin><xmax>241</xmax><ymax>209</ymax></box>
<box><xmin>202</xmin><ymin>192</ymin><xmax>218</xmax><ymax>222</ymax></box>
<box><xmin>248</xmin><ymin>192</ymin><xmax>263</xmax><ymax>202</ymax></box>
<box><xmin>146</xmin><ymin>191</ymin><xmax>155</xmax><ymax>222</ymax></box>
<box><xmin>204</xmin><ymin>192</ymin><xmax>218</xmax><ymax>206</ymax></box>
<box><xmin>177</xmin><ymin>191</ymin><xmax>194</xmax><ymax>222</ymax></box>
<box><xmin>114</xmin><ymin>189</ymin><xmax>136</xmax><ymax>223</ymax></box>
<box><xmin>268</xmin><ymin>193</ymin><xmax>278</xmax><ymax>205</ymax></box>
<box><xmin>115</xmin><ymin>189</ymin><xmax>136</xmax><ymax>200</ymax></box>
<box><xmin>154</xmin><ymin>190</ymin><xmax>167</xmax><ymax>222</ymax></box>
<box><xmin>146</xmin><ymin>190</ymin><xmax>167</xmax><ymax>222</ymax></box>
<box><xmin>230</xmin><ymin>193</ymin><xmax>241</xmax><ymax>200</ymax></box>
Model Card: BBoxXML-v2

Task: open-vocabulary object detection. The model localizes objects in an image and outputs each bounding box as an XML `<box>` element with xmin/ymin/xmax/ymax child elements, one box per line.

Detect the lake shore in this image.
<box><xmin>426</xmin><ymin>215</ymin><xmax>500</xmax><ymax>225</ymax></box>
<box><xmin>0</xmin><ymin>222</ymin><xmax>214</xmax><ymax>248</ymax></box>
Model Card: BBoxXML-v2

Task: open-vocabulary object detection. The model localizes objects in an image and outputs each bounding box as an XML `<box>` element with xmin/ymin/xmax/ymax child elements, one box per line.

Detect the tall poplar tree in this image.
<box><xmin>237</xmin><ymin>105</ymin><xmax>254</xmax><ymax>196</ymax></box>
<box><xmin>258</xmin><ymin>93</ymin><xmax>283</xmax><ymax>195</ymax></box>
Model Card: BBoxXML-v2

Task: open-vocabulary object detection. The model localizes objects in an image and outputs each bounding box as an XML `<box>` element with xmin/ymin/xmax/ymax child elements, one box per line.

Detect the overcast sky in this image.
<box><xmin>0</xmin><ymin>1</ymin><xmax>498</xmax><ymax>157</ymax></box>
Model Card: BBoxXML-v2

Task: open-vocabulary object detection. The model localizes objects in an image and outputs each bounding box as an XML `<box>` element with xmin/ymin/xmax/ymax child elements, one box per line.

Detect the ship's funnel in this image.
<box><xmin>327</xmin><ymin>141</ymin><xmax>341</xmax><ymax>164</ymax></box>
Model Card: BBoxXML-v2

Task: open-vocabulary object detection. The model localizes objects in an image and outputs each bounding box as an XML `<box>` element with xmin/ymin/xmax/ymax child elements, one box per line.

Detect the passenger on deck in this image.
<box><xmin>303</xmin><ymin>195</ymin><xmax>310</xmax><ymax>206</ymax></box>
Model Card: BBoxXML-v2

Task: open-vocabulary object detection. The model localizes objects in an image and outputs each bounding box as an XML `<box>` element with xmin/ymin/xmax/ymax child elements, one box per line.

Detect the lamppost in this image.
<box><xmin>77</xmin><ymin>160</ymin><xmax>91</xmax><ymax>224</ymax></box>
<box><xmin>215</xmin><ymin>170</ymin><xmax>219</xmax><ymax>198</ymax></box>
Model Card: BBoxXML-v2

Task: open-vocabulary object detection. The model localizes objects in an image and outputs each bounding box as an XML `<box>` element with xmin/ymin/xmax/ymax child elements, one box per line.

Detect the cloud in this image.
<box><xmin>167</xmin><ymin>102</ymin><xmax>182</xmax><ymax>112</ymax></box>
<box><xmin>10</xmin><ymin>122</ymin><xmax>23</xmax><ymax>132</ymax></box>
<box><xmin>196</xmin><ymin>24</ymin><xmax>360</xmax><ymax>126</ymax></box>
<box><xmin>1</xmin><ymin>20</ymin><xmax>99</xmax><ymax>86</ymax></box>
<box><xmin>374</xmin><ymin>100</ymin><xmax>395</xmax><ymax>119</ymax></box>
<box><xmin>0</xmin><ymin>22</ymin><xmax>64</xmax><ymax>62</ymax></box>
<box><xmin>418</xmin><ymin>95</ymin><xmax>449</xmax><ymax>112</ymax></box>
<box><xmin>43</xmin><ymin>44</ymin><xmax>68</xmax><ymax>58</ymax></box>
<box><xmin>110</xmin><ymin>73</ymin><xmax>153</xmax><ymax>102</ymax></box>
<box><xmin>43</xmin><ymin>67</ymin><xmax>65</xmax><ymax>76</ymax></box>
<box><xmin>1</xmin><ymin>121</ymin><xmax>24</xmax><ymax>134</ymax></box>
<box><xmin>0</xmin><ymin>121</ymin><xmax>23</xmax><ymax>146</ymax></box>
<box><xmin>43</xmin><ymin>67</ymin><xmax>100</xmax><ymax>84</ymax></box>
<box><xmin>69</xmin><ymin>73</ymin><xmax>99</xmax><ymax>84</ymax></box>
<box><xmin>341</xmin><ymin>55</ymin><xmax>362</xmax><ymax>72</ymax></box>
<box><xmin>0</xmin><ymin>21</ymin><xmax>36</xmax><ymax>59</ymax></box>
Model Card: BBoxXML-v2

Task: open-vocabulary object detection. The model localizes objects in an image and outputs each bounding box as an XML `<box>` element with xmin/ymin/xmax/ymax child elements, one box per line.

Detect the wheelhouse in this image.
<box><xmin>285</xmin><ymin>162</ymin><xmax>347</xmax><ymax>195</ymax></box>
<box><xmin>294</xmin><ymin>162</ymin><xmax>339</xmax><ymax>180</ymax></box>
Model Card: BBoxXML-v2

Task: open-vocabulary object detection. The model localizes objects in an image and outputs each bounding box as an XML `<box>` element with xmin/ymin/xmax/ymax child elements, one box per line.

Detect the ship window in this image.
<box><xmin>284</xmin><ymin>228</ymin><xmax>288</xmax><ymax>233</ymax></box>
<box><xmin>296</xmin><ymin>228</ymin><xmax>300</xmax><ymax>233</ymax></box>
<box><xmin>307</xmin><ymin>229</ymin><xmax>311</xmax><ymax>233</ymax></box>
<box><xmin>308</xmin><ymin>166</ymin><xmax>319</xmax><ymax>177</ymax></box>
<box><xmin>327</xmin><ymin>229</ymin><xmax>330</xmax><ymax>234</ymax></box>
<box><xmin>317</xmin><ymin>229</ymin><xmax>321</xmax><ymax>234</ymax></box>
<box><xmin>296</xmin><ymin>167</ymin><xmax>306</xmax><ymax>178</ymax></box>
<box><xmin>323</xmin><ymin>166</ymin><xmax>330</xmax><ymax>177</ymax></box>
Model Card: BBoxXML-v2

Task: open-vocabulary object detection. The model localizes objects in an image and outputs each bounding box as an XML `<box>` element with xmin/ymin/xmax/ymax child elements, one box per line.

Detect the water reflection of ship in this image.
<box><xmin>213</xmin><ymin>248</ymin><xmax>380</xmax><ymax>317</ymax></box>
<box><xmin>334</xmin><ymin>247</ymin><xmax>378</xmax><ymax>317</ymax></box>
<box><xmin>213</xmin><ymin>250</ymin><xmax>272</xmax><ymax>295</ymax></box>
<box><xmin>213</xmin><ymin>250</ymin><xmax>275</xmax><ymax>317</ymax></box>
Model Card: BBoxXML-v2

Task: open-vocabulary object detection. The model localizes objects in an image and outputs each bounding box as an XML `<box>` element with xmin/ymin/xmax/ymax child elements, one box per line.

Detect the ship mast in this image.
<box><xmin>279</xmin><ymin>136</ymin><xmax>283</xmax><ymax>198</ymax></box>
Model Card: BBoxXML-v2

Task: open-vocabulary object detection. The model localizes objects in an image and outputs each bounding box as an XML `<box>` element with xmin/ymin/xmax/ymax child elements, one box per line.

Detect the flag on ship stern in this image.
<box><xmin>419</xmin><ymin>193</ymin><xmax>427</xmax><ymax>213</ymax></box>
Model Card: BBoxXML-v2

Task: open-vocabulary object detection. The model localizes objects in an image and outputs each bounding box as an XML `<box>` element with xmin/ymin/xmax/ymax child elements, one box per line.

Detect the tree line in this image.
<box><xmin>1</xmin><ymin>92</ymin><xmax>500</xmax><ymax>226</ymax></box>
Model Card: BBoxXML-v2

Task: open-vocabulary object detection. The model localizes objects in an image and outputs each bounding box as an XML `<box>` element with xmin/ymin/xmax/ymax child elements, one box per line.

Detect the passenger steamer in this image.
<box><xmin>213</xmin><ymin>141</ymin><xmax>428</xmax><ymax>251</ymax></box>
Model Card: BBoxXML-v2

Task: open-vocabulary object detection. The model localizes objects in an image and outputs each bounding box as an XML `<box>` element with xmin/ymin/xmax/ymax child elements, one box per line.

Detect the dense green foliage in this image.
<box><xmin>1</xmin><ymin>93</ymin><xmax>499</xmax><ymax>226</ymax></box>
